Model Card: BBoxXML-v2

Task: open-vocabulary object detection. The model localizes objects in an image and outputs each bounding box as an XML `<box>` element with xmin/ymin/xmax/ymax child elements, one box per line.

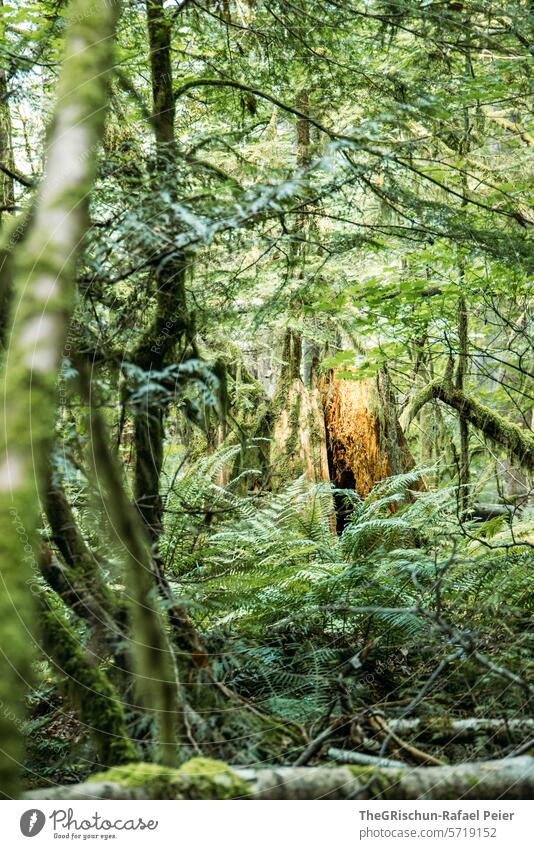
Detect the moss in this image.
<box><xmin>0</xmin><ymin>0</ymin><xmax>117</xmax><ymax>798</ymax></box>
<box><xmin>285</xmin><ymin>392</ymin><xmax>302</xmax><ymax>458</ymax></box>
<box><xmin>347</xmin><ymin>765</ymin><xmax>399</xmax><ymax>799</ymax></box>
<box><xmin>176</xmin><ymin>757</ymin><xmax>251</xmax><ymax>799</ymax></box>
<box><xmin>91</xmin><ymin>762</ymin><xmax>178</xmax><ymax>793</ymax></box>
<box><xmin>91</xmin><ymin>758</ymin><xmax>251</xmax><ymax>800</ymax></box>
<box><xmin>86</xmin><ymin>391</ymin><xmax>180</xmax><ymax>764</ymax></box>
<box><xmin>38</xmin><ymin>591</ymin><xmax>137</xmax><ymax>767</ymax></box>
<box><xmin>407</xmin><ymin>379</ymin><xmax>534</xmax><ymax>470</ymax></box>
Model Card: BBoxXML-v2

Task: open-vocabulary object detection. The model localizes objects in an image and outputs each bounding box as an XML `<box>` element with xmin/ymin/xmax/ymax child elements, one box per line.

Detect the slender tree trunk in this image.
<box><xmin>133</xmin><ymin>0</ymin><xmax>191</xmax><ymax>552</ymax></box>
<box><xmin>0</xmin><ymin>0</ymin><xmax>118</xmax><ymax>798</ymax></box>
<box><xmin>456</xmin><ymin>293</ymin><xmax>470</xmax><ymax>515</ymax></box>
<box><xmin>0</xmin><ymin>0</ymin><xmax>14</xmax><ymax>223</ymax></box>
<box><xmin>456</xmin><ymin>81</ymin><xmax>471</xmax><ymax>516</ymax></box>
<box><xmin>271</xmin><ymin>89</ymin><xmax>330</xmax><ymax>490</ymax></box>
<box><xmin>0</xmin><ymin>0</ymin><xmax>20</xmax><ymax>345</ymax></box>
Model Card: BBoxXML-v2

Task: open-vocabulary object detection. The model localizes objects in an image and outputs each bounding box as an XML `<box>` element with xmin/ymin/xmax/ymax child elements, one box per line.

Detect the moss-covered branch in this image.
<box><xmin>37</xmin><ymin>591</ymin><xmax>137</xmax><ymax>767</ymax></box>
<box><xmin>0</xmin><ymin>0</ymin><xmax>118</xmax><ymax>797</ymax></box>
<box><xmin>43</xmin><ymin>466</ymin><xmax>127</xmax><ymax>644</ymax></box>
<box><xmin>83</xmin><ymin>374</ymin><xmax>182</xmax><ymax>765</ymax></box>
<box><xmin>404</xmin><ymin>379</ymin><xmax>534</xmax><ymax>469</ymax></box>
<box><xmin>26</xmin><ymin>755</ymin><xmax>534</xmax><ymax>800</ymax></box>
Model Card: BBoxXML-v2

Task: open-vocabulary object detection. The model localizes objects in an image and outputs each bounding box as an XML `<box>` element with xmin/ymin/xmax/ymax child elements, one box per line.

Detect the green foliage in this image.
<box><xmin>1</xmin><ymin>0</ymin><xmax>533</xmax><ymax>794</ymax></box>
<box><xmin>159</xmin><ymin>454</ymin><xmax>532</xmax><ymax>725</ymax></box>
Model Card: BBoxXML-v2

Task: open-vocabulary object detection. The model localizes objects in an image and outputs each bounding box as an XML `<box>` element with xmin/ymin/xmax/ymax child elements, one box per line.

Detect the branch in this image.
<box><xmin>388</xmin><ymin>718</ymin><xmax>534</xmax><ymax>742</ymax></box>
<box><xmin>403</xmin><ymin>379</ymin><xmax>534</xmax><ymax>469</ymax></box>
<box><xmin>26</xmin><ymin>756</ymin><xmax>534</xmax><ymax>800</ymax></box>
<box><xmin>174</xmin><ymin>77</ymin><xmax>343</xmax><ymax>142</ymax></box>
<box><xmin>0</xmin><ymin>162</ymin><xmax>33</xmax><ymax>188</ymax></box>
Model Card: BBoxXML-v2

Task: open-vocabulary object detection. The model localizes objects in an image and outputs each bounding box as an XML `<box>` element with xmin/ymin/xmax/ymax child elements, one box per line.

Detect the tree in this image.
<box><xmin>0</xmin><ymin>0</ymin><xmax>119</xmax><ymax>798</ymax></box>
<box><xmin>0</xmin><ymin>0</ymin><xmax>532</xmax><ymax>801</ymax></box>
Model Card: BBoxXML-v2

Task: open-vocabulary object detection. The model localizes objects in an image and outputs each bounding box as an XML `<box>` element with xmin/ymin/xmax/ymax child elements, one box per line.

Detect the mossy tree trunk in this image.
<box><xmin>129</xmin><ymin>0</ymin><xmax>211</xmax><ymax>678</ymax></box>
<box><xmin>0</xmin><ymin>0</ymin><xmax>118</xmax><ymax>798</ymax></box>
<box><xmin>455</xmin><ymin>295</ymin><xmax>470</xmax><ymax>515</ymax></box>
<box><xmin>0</xmin><ymin>1</ymin><xmax>14</xmax><ymax>223</ymax></box>
<box><xmin>271</xmin><ymin>89</ymin><xmax>330</xmax><ymax>490</ymax></box>
<box><xmin>37</xmin><ymin>590</ymin><xmax>137</xmax><ymax>767</ymax></box>
<box><xmin>272</xmin><ymin>329</ymin><xmax>330</xmax><ymax>488</ymax></box>
<box><xmin>42</xmin><ymin>465</ymin><xmax>128</xmax><ymax>658</ymax></box>
<box><xmin>83</xmin><ymin>371</ymin><xmax>192</xmax><ymax>765</ymax></box>
<box><xmin>132</xmin><ymin>0</ymin><xmax>191</xmax><ymax>551</ymax></box>
<box><xmin>0</xmin><ymin>0</ymin><xmax>22</xmax><ymax>346</ymax></box>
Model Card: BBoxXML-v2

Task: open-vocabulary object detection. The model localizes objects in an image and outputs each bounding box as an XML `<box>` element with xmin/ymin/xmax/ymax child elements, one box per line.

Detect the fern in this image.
<box><xmin>161</xmin><ymin>460</ymin><xmax>532</xmax><ymax>723</ymax></box>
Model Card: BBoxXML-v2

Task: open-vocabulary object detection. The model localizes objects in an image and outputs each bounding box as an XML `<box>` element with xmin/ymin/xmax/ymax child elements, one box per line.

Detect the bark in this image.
<box><xmin>146</xmin><ymin>0</ymin><xmax>175</xmax><ymax>147</ymax></box>
<box><xmin>37</xmin><ymin>590</ymin><xmax>137</xmax><ymax>767</ymax></box>
<box><xmin>125</xmin><ymin>0</ymin><xmax>207</xmax><ymax>671</ymax></box>
<box><xmin>0</xmin><ymin>212</ymin><xmax>30</xmax><ymax>346</ymax></box>
<box><xmin>404</xmin><ymin>379</ymin><xmax>534</xmax><ymax>470</ymax></box>
<box><xmin>0</xmin><ymin>0</ymin><xmax>14</xmax><ymax>220</ymax></box>
<box><xmin>272</xmin><ymin>331</ymin><xmax>330</xmax><ymax>488</ymax></box>
<box><xmin>387</xmin><ymin>717</ymin><xmax>534</xmax><ymax>742</ymax></box>
<box><xmin>322</xmin><ymin>369</ymin><xmax>417</xmax><ymax>499</ymax></box>
<box><xmin>271</xmin><ymin>91</ymin><xmax>331</xmax><ymax>492</ymax></box>
<box><xmin>469</xmin><ymin>503</ymin><xmax>518</xmax><ymax>521</ymax></box>
<box><xmin>455</xmin><ymin>295</ymin><xmax>470</xmax><ymax>514</ymax></box>
<box><xmin>132</xmin><ymin>0</ymin><xmax>191</xmax><ymax>554</ymax></box>
<box><xmin>328</xmin><ymin>748</ymin><xmax>406</xmax><ymax>768</ymax></box>
<box><xmin>0</xmin><ymin>5</ymin><xmax>32</xmax><ymax>344</ymax></box>
<box><xmin>83</xmin><ymin>375</ymin><xmax>183</xmax><ymax>765</ymax></box>
<box><xmin>43</xmin><ymin>464</ymin><xmax>127</xmax><ymax>644</ymax></box>
<box><xmin>26</xmin><ymin>756</ymin><xmax>534</xmax><ymax>800</ymax></box>
<box><xmin>0</xmin><ymin>0</ymin><xmax>118</xmax><ymax>798</ymax></box>
<box><xmin>296</xmin><ymin>90</ymin><xmax>310</xmax><ymax>168</ymax></box>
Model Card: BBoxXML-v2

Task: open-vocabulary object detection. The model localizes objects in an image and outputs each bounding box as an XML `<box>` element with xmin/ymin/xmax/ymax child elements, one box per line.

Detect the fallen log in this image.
<box><xmin>328</xmin><ymin>747</ymin><xmax>406</xmax><ymax>769</ymax></box>
<box><xmin>388</xmin><ymin>718</ymin><xmax>534</xmax><ymax>742</ymax></box>
<box><xmin>25</xmin><ymin>755</ymin><xmax>534</xmax><ymax>800</ymax></box>
<box><xmin>470</xmin><ymin>503</ymin><xmax>519</xmax><ymax>522</ymax></box>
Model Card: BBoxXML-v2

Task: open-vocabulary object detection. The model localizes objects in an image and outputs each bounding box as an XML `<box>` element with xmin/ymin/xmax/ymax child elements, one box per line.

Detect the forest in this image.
<box><xmin>0</xmin><ymin>0</ymin><xmax>533</xmax><ymax>802</ymax></box>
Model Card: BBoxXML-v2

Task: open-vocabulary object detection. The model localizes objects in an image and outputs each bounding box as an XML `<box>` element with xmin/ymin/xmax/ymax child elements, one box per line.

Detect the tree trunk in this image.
<box><xmin>386</xmin><ymin>717</ymin><xmax>534</xmax><ymax>742</ymax></box>
<box><xmin>43</xmin><ymin>465</ymin><xmax>127</xmax><ymax>647</ymax></box>
<box><xmin>271</xmin><ymin>90</ymin><xmax>330</xmax><ymax>490</ymax></box>
<box><xmin>37</xmin><ymin>590</ymin><xmax>137</xmax><ymax>767</ymax></box>
<box><xmin>0</xmin><ymin>0</ymin><xmax>118</xmax><ymax>798</ymax></box>
<box><xmin>26</xmin><ymin>755</ymin><xmax>534</xmax><ymax>800</ymax></box>
<box><xmin>455</xmin><ymin>294</ymin><xmax>470</xmax><ymax>515</ymax></box>
<box><xmin>131</xmin><ymin>0</ymin><xmax>193</xmax><ymax>547</ymax></box>
<box><xmin>0</xmin><ymin>0</ymin><xmax>14</xmax><ymax>222</ymax></box>
<box><xmin>272</xmin><ymin>330</ymin><xmax>330</xmax><ymax>487</ymax></box>
<box><xmin>322</xmin><ymin>369</ymin><xmax>417</xmax><ymax>499</ymax></box>
<box><xmin>84</xmin><ymin>378</ymin><xmax>186</xmax><ymax>765</ymax></box>
<box><xmin>129</xmin><ymin>0</ymin><xmax>206</xmax><ymax>669</ymax></box>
